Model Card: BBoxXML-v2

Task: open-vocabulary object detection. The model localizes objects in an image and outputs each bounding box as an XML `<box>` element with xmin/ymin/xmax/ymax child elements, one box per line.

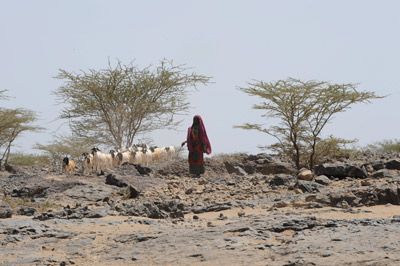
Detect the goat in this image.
<box><xmin>81</xmin><ymin>152</ymin><xmax>94</xmax><ymax>175</ymax></box>
<box><xmin>141</xmin><ymin>146</ymin><xmax>153</xmax><ymax>166</ymax></box>
<box><xmin>119</xmin><ymin>150</ymin><xmax>131</xmax><ymax>165</ymax></box>
<box><xmin>150</xmin><ymin>146</ymin><xmax>165</xmax><ymax>162</ymax></box>
<box><xmin>91</xmin><ymin>147</ymin><xmax>113</xmax><ymax>174</ymax></box>
<box><xmin>164</xmin><ymin>146</ymin><xmax>176</xmax><ymax>159</ymax></box>
<box><xmin>109</xmin><ymin>150</ymin><xmax>120</xmax><ymax>167</ymax></box>
<box><xmin>62</xmin><ymin>156</ymin><xmax>76</xmax><ymax>175</ymax></box>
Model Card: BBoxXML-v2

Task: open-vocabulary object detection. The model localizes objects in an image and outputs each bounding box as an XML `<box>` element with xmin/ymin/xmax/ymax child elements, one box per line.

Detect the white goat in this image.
<box><xmin>142</xmin><ymin>147</ymin><xmax>154</xmax><ymax>166</ymax></box>
<box><xmin>150</xmin><ymin>146</ymin><xmax>165</xmax><ymax>162</ymax></box>
<box><xmin>91</xmin><ymin>147</ymin><xmax>113</xmax><ymax>174</ymax></box>
<box><xmin>164</xmin><ymin>146</ymin><xmax>176</xmax><ymax>159</ymax></box>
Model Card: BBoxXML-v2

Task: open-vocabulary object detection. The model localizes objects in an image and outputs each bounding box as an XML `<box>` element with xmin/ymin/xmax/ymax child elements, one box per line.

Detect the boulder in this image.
<box><xmin>371</xmin><ymin>161</ymin><xmax>385</xmax><ymax>171</ymax></box>
<box><xmin>371</xmin><ymin>169</ymin><xmax>397</xmax><ymax>179</ymax></box>
<box><xmin>0</xmin><ymin>203</ymin><xmax>12</xmax><ymax>219</ymax></box>
<box><xmin>17</xmin><ymin>207</ymin><xmax>37</xmax><ymax>216</ymax></box>
<box><xmin>314</xmin><ymin>163</ymin><xmax>368</xmax><ymax>179</ymax></box>
<box><xmin>314</xmin><ymin>175</ymin><xmax>331</xmax><ymax>186</ymax></box>
<box><xmin>329</xmin><ymin>192</ymin><xmax>359</xmax><ymax>207</ymax></box>
<box><xmin>224</xmin><ymin>162</ymin><xmax>247</xmax><ymax>176</ymax></box>
<box><xmin>256</xmin><ymin>162</ymin><xmax>296</xmax><ymax>175</ymax></box>
<box><xmin>296</xmin><ymin>180</ymin><xmax>324</xmax><ymax>193</ymax></box>
<box><xmin>269</xmin><ymin>174</ymin><xmax>294</xmax><ymax>187</ymax></box>
<box><xmin>126</xmin><ymin>185</ymin><xmax>140</xmax><ymax>199</ymax></box>
<box><xmin>106</xmin><ymin>174</ymin><xmax>128</xmax><ymax>187</ymax></box>
<box><xmin>297</xmin><ymin>169</ymin><xmax>314</xmax><ymax>181</ymax></box>
<box><xmin>385</xmin><ymin>159</ymin><xmax>400</xmax><ymax>170</ymax></box>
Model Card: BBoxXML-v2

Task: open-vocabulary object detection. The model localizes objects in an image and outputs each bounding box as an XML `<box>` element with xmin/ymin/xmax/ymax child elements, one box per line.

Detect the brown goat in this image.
<box><xmin>62</xmin><ymin>157</ymin><xmax>76</xmax><ymax>174</ymax></box>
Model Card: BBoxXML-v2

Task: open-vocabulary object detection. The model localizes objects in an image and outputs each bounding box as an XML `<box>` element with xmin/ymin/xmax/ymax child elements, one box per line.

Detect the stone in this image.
<box><xmin>269</xmin><ymin>174</ymin><xmax>294</xmax><ymax>187</ymax></box>
<box><xmin>297</xmin><ymin>169</ymin><xmax>314</xmax><ymax>181</ymax></box>
<box><xmin>329</xmin><ymin>192</ymin><xmax>359</xmax><ymax>207</ymax></box>
<box><xmin>237</xmin><ymin>210</ymin><xmax>245</xmax><ymax>217</ymax></box>
<box><xmin>314</xmin><ymin>163</ymin><xmax>368</xmax><ymax>179</ymax></box>
<box><xmin>296</xmin><ymin>181</ymin><xmax>324</xmax><ymax>193</ymax></box>
<box><xmin>105</xmin><ymin>174</ymin><xmax>128</xmax><ymax>187</ymax></box>
<box><xmin>361</xmin><ymin>180</ymin><xmax>372</xmax><ymax>186</ymax></box>
<box><xmin>314</xmin><ymin>175</ymin><xmax>331</xmax><ymax>185</ymax></box>
<box><xmin>134</xmin><ymin>164</ymin><xmax>152</xmax><ymax>175</ymax></box>
<box><xmin>385</xmin><ymin>159</ymin><xmax>400</xmax><ymax>170</ymax></box>
<box><xmin>192</xmin><ymin>203</ymin><xmax>232</xmax><ymax>214</ymax></box>
<box><xmin>256</xmin><ymin>162</ymin><xmax>296</xmax><ymax>175</ymax></box>
<box><xmin>371</xmin><ymin>161</ymin><xmax>385</xmax><ymax>171</ymax></box>
<box><xmin>0</xmin><ymin>203</ymin><xmax>12</xmax><ymax>219</ymax></box>
<box><xmin>17</xmin><ymin>207</ymin><xmax>37</xmax><ymax>216</ymax></box>
<box><xmin>126</xmin><ymin>185</ymin><xmax>140</xmax><ymax>199</ymax></box>
<box><xmin>224</xmin><ymin>162</ymin><xmax>247</xmax><ymax>176</ymax></box>
<box><xmin>372</xmin><ymin>169</ymin><xmax>396</xmax><ymax>179</ymax></box>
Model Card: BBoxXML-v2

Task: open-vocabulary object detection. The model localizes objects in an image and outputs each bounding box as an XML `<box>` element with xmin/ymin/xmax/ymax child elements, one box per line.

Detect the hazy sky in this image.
<box><xmin>1</xmin><ymin>0</ymin><xmax>399</xmax><ymax>155</ymax></box>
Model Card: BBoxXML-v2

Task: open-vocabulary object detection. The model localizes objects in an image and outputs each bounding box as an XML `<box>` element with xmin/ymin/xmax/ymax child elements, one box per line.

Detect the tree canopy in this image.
<box><xmin>0</xmin><ymin>90</ymin><xmax>40</xmax><ymax>167</ymax></box>
<box><xmin>55</xmin><ymin>60</ymin><xmax>210</xmax><ymax>148</ymax></box>
<box><xmin>236</xmin><ymin>78</ymin><xmax>383</xmax><ymax>169</ymax></box>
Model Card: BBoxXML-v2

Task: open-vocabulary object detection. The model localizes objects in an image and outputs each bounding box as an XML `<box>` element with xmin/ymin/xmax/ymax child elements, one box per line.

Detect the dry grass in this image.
<box><xmin>1</xmin><ymin>195</ymin><xmax>60</xmax><ymax>213</ymax></box>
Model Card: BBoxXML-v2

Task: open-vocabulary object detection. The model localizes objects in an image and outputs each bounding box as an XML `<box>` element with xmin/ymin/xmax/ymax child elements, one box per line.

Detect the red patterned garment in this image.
<box><xmin>186</xmin><ymin>115</ymin><xmax>211</xmax><ymax>175</ymax></box>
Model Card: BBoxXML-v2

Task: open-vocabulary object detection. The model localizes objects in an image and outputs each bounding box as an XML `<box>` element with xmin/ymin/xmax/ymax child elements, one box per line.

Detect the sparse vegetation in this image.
<box><xmin>7</xmin><ymin>153</ymin><xmax>49</xmax><ymax>167</ymax></box>
<box><xmin>0</xmin><ymin>90</ymin><xmax>41</xmax><ymax>169</ymax></box>
<box><xmin>54</xmin><ymin>60</ymin><xmax>210</xmax><ymax>148</ymax></box>
<box><xmin>236</xmin><ymin>78</ymin><xmax>382</xmax><ymax>169</ymax></box>
<box><xmin>1</xmin><ymin>195</ymin><xmax>60</xmax><ymax>213</ymax></box>
<box><xmin>35</xmin><ymin>135</ymin><xmax>95</xmax><ymax>170</ymax></box>
<box><xmin>367</xmin><ymin>139</ymin><xmax>400</xmax><ymax>153</ymax></box>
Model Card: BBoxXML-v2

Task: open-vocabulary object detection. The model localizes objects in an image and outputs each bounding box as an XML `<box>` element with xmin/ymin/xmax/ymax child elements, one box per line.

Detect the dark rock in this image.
<box><xmin>371</xmin><ymin>161</ymin><xmax>385</xmax><ymax>171</ymax></box>
<box><xmin>296</xmin><ymin>181</ymin><xmax>324</xmax><ymax>193</ymax></box>
<box><xmin>0</xmin><ymin>203</ymin><xmax>12</xmax><ymax>219</ymax></box>
<box><xmin>270</xmin><ymin>218</ymin><xmax>319</xmax><ymax>233</ymax></box>
<box><xmin>305</xmin><ymin>194</ymin><xmax>330</xmax><ymax>205</ymax></box>
<box><xmin>5</xmin><ymin>164</ymin><xmax>17</xmax><ymax>174</ymax></box>
<box><xmin>224</xmin><ymin>227</ymin><xmax>251</xmax><ymax>233</ymax></box>
<box><xmin>86</xmin><ymin>208</ymin><xmax>110</xmax><ymax>218</ymax></box>
<box><xmin>377</xmin><ymin>187</ymin><xmax>400</xmax><ymax>205</ymax></box>
<box><xmin>224</xmin><ymin>162</ymin><xmax>247</xmax><ymax>176</ymax></box>
<box><xmin>114</xmin><ymin>234</ymin><xmax>157</xmax><ymax>243</ymax></box>
<box><xmin>242</xmin><ymin>162</ymin><xmax>257</xmax><ymax>174</ymax></box>
<box><xmin>314</xmin><ymin>175</ymin><xmax>331</xmax><ymax>185</ymax></box>
<box><xmin>134</xmin><ymin>164</ymin><xmax>152</xmax><ymax>175</ymax></box>
<box><xmin>385</xmin><ymin>159</ymin><xmax>400</xmax><ymax>170</ymax></box>
<box><xmin>17</xmin><ymin>207</ymin><xmax>37</xmax><ymax>216</ymax></box>
<box><xmin>192</xmin><ymin>203</ymin><xmax>232</xmax><ymax>214</ymax></box>
<box><xmin>257</xmin><ymin>162</ymin><xmax>296</xmax><ymax>175</ymax></box>
<box><xmin>11</xmin><ymin>186</ymin><xmax>47</xmax><ymax>198</ymax></box>
<box><xmin>105</xmin><ymin>174</ymin><xmax>128</xmax><ymax>187</ymax></box>
<box><xmin>314</xmin><ymin>163</ymin><xmax>368</xmax><ymax>179</ymax></box>
<box><xmin>371</xmin><ymin>169</ymin><xmax>396</xmax><ymax>179</ymax></box>
<box><xmin>329</xmin><ymin>192</ymin><xmax>359</xmax><ymax>207</ymax></box>
<box><xmin>269</xmin><ymin>174</ymin><xmax>294</xmax><ymax>187</ymax></box>
<box><xmin>126</xmin><ymin>185</ymin><xmax>140</xmax><ymax>199</ymax></box>
<box><xmin>116</xmin><ymin>200</ymin><xmax>184</xmax><ymax>219</ymax></box>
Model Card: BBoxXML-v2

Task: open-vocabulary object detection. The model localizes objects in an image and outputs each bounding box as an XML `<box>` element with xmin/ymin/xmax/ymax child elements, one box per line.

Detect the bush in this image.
<box><xmin>8</xmin><ymin>153</ymin><xmax>49</xmax><ymax>167</ymax></box>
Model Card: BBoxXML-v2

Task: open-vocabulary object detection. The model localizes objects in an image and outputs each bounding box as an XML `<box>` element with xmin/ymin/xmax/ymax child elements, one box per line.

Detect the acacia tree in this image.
<box><xmin>55</xmin><ymin>60</ymin><xmax>210</xmax><ymax>148</ymax></box>
<box><xmin>236</xmin><ymin>78</ymin><xmax>382</xmax><ymax>170</ymax></box>
<box><xmin>0</xmin><ymin>91</ymin><xmax>40</xmax><ymax>168</ymax></box>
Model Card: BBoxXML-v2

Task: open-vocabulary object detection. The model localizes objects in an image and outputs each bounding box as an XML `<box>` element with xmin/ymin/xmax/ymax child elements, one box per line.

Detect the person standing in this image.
<box><xmin>181</xmin><ymin>115</ymin><xmax>212</xmax><ymax>177</ymax></box>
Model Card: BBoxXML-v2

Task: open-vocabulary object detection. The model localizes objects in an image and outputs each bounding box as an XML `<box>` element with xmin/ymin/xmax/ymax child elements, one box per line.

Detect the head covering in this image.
<box><xmin>186</xmin><ymin>115</ymin><xmax>212</xmax><ymax>155</ymax></box>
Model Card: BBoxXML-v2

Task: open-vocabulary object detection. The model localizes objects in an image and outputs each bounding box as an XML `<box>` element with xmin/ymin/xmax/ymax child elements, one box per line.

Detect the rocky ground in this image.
<box><xmin>1</xmin><ymin>153</ymin><xmax>400</xmax><ymax>265</ymax></box>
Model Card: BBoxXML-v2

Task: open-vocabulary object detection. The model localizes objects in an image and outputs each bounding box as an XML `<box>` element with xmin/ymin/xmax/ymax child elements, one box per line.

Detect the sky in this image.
<box><xmin>0</xmin><ymin>0</ymin><xmax>399</xmax><ymax>155</ymax></box>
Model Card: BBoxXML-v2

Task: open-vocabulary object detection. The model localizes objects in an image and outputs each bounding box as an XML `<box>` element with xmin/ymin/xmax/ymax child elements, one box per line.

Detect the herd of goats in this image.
<box><xmin>62</xmin><ymin>144</ymin><xmax>177</xmax><ymax>175</ymax></box>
